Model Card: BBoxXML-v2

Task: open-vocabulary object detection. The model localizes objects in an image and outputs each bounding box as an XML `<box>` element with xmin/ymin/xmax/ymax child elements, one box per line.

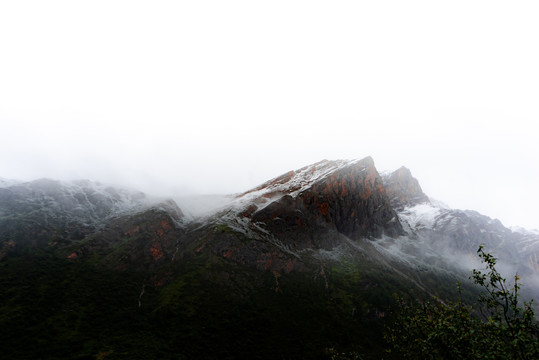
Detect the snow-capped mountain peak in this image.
<box><xmin>236</xmin><ymin>158</ymin><xmax>370</xmax><ymax>203</ymax></box>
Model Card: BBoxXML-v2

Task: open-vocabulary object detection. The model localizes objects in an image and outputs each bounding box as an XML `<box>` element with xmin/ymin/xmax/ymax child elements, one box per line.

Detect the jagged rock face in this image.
<box><xmin>298</xmin><ymin>157</ymin><xmax>402</xmax><ymax>239</ymax></box>
<box><xmin>238</xmin><ymin>157</ymin><xmax>403</xmax><ymax>249</ymax></box>
<box><xmin>383</xmin><ymin>166</ymin><xmax>429</xmax><ymax>210</ymax></box>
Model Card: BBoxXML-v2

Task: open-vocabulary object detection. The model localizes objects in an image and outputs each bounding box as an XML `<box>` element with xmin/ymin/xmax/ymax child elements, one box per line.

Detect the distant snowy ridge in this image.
<box><xmin>0</xmin><ymin>177</ymin><xmax>182</xmax><ymax>226</ymax></box>
<box><xmin>511</xmin><ymin>226</ymin><xmax>539</xmax><ymax>236</ymax></box>
<box><xmin>398</xmin><ymin>203</ymin><xmax>443</xmax><ymax>231</ymax></box>
<box><xmin>0</xmin><ymin>177</ymin><xmax>22</xmax><ymax>188</ymax></box>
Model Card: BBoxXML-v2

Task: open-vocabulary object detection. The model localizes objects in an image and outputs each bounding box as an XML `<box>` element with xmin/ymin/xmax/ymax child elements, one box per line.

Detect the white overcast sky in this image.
<box><xmin>1</xmin><ymin>1</ymin><xmax>538</xmax><ymax>229</ymax></box>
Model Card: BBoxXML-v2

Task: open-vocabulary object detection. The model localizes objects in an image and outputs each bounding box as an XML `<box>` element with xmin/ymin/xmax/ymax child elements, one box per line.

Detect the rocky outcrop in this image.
<box><xmin>232</xmin><ymin>157</ymin><xmax>403</xmax><ymax>250</ymax></box>
<box><xmin>300</xmin><ymin>157</ymin><xmax>402</xmax><ymax>239</ymax></box>
<box><xmin>382</xmin><ymin>166</ymin><xmax>429</xmax><ymax>210</ymax></box>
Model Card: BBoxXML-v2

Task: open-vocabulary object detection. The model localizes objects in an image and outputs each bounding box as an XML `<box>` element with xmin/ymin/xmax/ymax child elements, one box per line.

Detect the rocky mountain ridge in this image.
<box><xmin>222</xmin><ymin>157</ymin><xmax>402</xmax><ymax>245</ymax></box>
<box><xmin>2</xmin><ymin>156</ymin><xmax>539</xmax><ymax>359</ymax></box>
<box><xmin>380</xmin><ymin>166</ymin><xmax>539</xmax><ymax>300</ymax></box>
<box><xmin>2</xmin><ymin>158</ymin><xmax>539</xmax><ymax>278</ymax></box>
<box><xmin>0</xmin><ymin>177</ymin><xmax>183</xmax><ymax>259</ymax></box>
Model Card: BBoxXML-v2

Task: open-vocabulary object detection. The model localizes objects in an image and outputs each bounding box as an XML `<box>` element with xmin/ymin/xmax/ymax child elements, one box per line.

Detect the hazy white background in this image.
<box><xmin>1</xmin><ymin>1</ymin><xmax>538</xmax><ymax>229</ymax></box>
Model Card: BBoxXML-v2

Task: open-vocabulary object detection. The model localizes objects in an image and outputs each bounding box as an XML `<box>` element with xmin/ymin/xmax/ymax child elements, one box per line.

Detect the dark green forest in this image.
<box><xmin>1</xmin><ymin>249</ymin><xmax>410</xmax><ymax>359</ymax></box>
<box><xmin>3</xmin><ymin>243</ymin><xmax>538</xmax><ymax>360</ymax></box>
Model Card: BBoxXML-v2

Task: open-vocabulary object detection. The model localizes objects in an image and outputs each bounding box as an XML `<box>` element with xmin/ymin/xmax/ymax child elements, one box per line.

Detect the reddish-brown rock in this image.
<box><xmin>382</xmin><ymin>166</ymin><xmax>430</xmax><ymax>210</ymax></box>
<box><xmin>240</xmin><ymin>157</ymin><xmax>404</xmax><ymax>249</ymax></box>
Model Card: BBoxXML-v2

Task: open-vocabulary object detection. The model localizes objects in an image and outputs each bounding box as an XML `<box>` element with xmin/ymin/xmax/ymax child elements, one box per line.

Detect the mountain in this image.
<box><xmin>187</xmin><ymin>157</ymin><xmax>404</xmax><ymax>273</ymax></box>
<box><xmin>381</xmin><ymin>166</ymin><xmax>430</xmax><ymax>211</ymax></box>
<box><xmin>234</xmin><ymin>157</ymin><xmax>402</xmax><ymax>240</ymax></box>
<box><xmin>382</xmin><ymin>167</ymin><xmax>539</xmax><ymax>271</ymax></box>
<box><xmin>1</xmin><ymin>157</ymin><xmax>538</xmax><ymax>359</ymax></box>
<box><xmin>0</xmin><ymin>178</ymin><xmax>183</xmax><ymax>258</ymax></box>
<box><xmin>380</xmin><ymin>167</ymin><xmax>539</xmax><ymax>301</ymax></box>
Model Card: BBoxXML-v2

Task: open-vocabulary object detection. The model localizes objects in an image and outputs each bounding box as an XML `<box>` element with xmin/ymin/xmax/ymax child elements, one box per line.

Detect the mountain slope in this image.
<box><xmin>0</xmin><ymin>178</ymin><xmax>184</xmax><ymax>258</ymax></box>
<box><xmin>382</xmin><ymin>166</ymin><xmax>430</xmax><ymax>211</ymax></box>
<box><xmin>380</xmin><ymin>167</ymin><xmax>539</xmax><ymax>301</ymax></box>
<box><xmin>1</xmin><ymin>157</ymin><xmax>539</xmax><ymax>359</ymax></box>
<box><xmin>222</xmin><ymin>157</ymin><xmax>401</xmax><ymax>245</ymax></box>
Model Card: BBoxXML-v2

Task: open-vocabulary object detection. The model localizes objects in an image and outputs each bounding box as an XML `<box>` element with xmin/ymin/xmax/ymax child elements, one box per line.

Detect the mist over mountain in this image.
<box><xmin>1</xmin><ymin>156</ymin><xmax>538</xmax><ymax>359</ymax></box>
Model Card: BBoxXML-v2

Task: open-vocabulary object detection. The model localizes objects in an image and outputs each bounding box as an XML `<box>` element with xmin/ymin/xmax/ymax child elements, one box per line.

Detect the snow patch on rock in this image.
<box><xmin>398</xmin><ymin>203</ymin><xmax>442</xmax><ymax>230</ymax></box>
<box><xmin>230</xmin><ymin>159</ymin><xmax>366</xmax><ymax>212</ymax></box>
